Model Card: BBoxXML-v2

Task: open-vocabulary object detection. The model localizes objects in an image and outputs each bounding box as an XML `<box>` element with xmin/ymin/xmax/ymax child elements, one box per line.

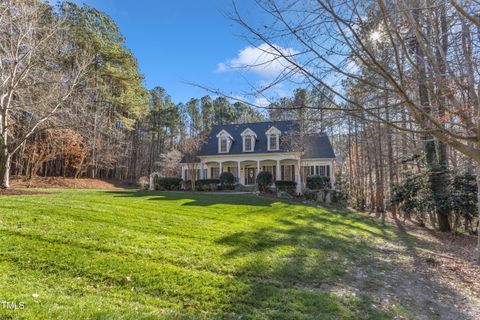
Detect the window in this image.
<box><xmin>281</xmin><ymin>165</ymin><xmax>295</xmax><ymax>181</ymax></box>
<box><xmin>304</xmin><ymin>166</ymin><xmax>315</xmax><ymax>177</ymax></box>
<box><xmin>211</xmin><ymin>167</ymin><xmax>220</xmax><ymax>179</ymax></box>
<box><xmin>268</xmin><ymin>134</ymin><xmax>278</xmax><ymax>150</ymax></box>
<box><xmin>216</xmin><ymin>129</ymin><xmax>233</xmax><ymax>153</ymax></box>
<box><xmin>241</xmin><ymin>128</ymin><xmax>256</xmax><ymax>152</ymax></box>
<box><xmin>266</xmin><ymin>126</ymin><xmax>281</xmax><ymax>151</ymax></box>
<box><xmin>227</xmin><ymin>166</ymin><xmax>238</xmax><ymax>178</ymax></box>
<box><xmin>244</xmin><ymin>135</ymin><xmax>253</xmax><ymax>152</ymax></box>
<box><xmin>219</xmin><ymin>137</ymin><xmax>228</xmax><ymax>153</ymax></box>
<box><xmin>314</xmin><ymin>165</ymin><xmax>330</xmax><ymax>177</ymax></box>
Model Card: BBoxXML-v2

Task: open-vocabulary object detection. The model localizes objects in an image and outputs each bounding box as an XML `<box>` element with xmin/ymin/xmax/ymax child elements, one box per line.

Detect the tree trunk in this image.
<box><xmin>413</xmin><ymin>4</ymin><xmax>451</xmax><ymax>231</ymax></box>
<box><xmin>476</xmin><ymin>166</ymin><xmax>480</xmax><ymax>264</ymax></box>
<box><xmin>0</xmin><ymin>151</ymin><xmax>11</xmax><ymax>189</ymax></box>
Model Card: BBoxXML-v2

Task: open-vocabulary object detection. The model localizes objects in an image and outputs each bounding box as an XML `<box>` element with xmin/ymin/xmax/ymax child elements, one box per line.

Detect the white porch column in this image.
<box><xmin>181</xmin><ymin>165</ymin><xmax>185</xmax><ymax>180</ymax></box>
<box><xmin>276</xmin><ymin>160</ymin><xmax>281</xmax><ymax>181</ymax></box>
<box><xmin>219</xmin><ymin>161</ymin><xmax>223</xmax><ymax>175</ymax></box>
<box><xmin>256</xmin><ymin>160</ymin><xmax>260</xmax><ymax>176</ymax></box>
<box><xmin>330</xmin><ymin>159</ymin><xmax>335</xmax><ymax>188</ymax></box>
<box><xmin>200</xmin><ymin>161</ymin><xmax>205</xmax><ymax>179</ymax></box>
<box><xmin>295</xmin><ymin>158</ymin><xmax>302</xmax><ymax>194</ymax></box>
<box><xmin>237</xmin><ymin>160</ymin><xmax>241</xmax><ymax>183</ymax></box>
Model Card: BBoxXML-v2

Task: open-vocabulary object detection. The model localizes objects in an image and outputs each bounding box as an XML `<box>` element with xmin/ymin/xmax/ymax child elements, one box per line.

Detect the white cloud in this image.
<box><xmin>216</xmin><ymin>43</ymin><xmax>299</xmax><ymax>78</ymax></box>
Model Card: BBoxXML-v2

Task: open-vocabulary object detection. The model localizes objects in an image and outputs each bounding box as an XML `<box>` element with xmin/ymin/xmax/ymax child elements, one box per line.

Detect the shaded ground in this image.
<box><xmin>0</xmin><ymin>189</ymin><xmax>48</xmax><ymax>196</ymax></box>
<box><xmin>0</xmin><ymin>190</ymin><xmax>478</xmax><ymax>319</ymax></box>
<box><xmin>10</xmin><ymin>176</ymin><xmax>134</xmax><ymax>189</ymax></box>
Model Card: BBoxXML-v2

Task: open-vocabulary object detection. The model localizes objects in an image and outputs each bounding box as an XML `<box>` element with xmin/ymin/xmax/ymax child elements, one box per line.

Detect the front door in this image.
<box><xmin>245</xmin><ymin>168</ymin><xmax>256</xmax><ymax>185</ymax></box>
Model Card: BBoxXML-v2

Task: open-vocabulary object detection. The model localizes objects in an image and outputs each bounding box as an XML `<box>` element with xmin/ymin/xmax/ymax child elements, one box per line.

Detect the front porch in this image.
<box><xmin>181</xmin><ymin>154</ymin><xmax>334</xmax><ymax>193</ymax></box>
<box><xmin>202</xmin><ymin>159</ymin><xmax>300</xmax><ymax>186</ymax></box>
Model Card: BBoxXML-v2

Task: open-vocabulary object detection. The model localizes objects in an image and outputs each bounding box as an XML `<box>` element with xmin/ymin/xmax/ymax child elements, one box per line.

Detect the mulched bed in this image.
<box><xmin>0</xmin><ymin>189</ymin><xmax>50</xmax><ymax>196</ymax></box>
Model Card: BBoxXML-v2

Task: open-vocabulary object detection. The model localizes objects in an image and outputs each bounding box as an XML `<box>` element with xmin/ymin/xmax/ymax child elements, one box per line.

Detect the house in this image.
<box><xmin>180</xmin><ymin>120</ymin><xmax>336</xmax><ymax>193</ymax></box>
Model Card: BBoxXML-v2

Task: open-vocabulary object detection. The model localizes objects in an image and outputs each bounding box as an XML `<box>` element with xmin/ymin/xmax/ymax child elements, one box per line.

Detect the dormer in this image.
<box><xmin>240</xmin><ymin>128</ymin><xmax>257</xmax><ymax>152</ymax></box>
<box><xmin>266</xmin><ymin>126</ymin><xmax>281</xmax><ymax>151</ymax></box>
<box><xmin>216</xmin><ymin>129</ymin><xmax>233</xmax><ymax>153</ymax></box>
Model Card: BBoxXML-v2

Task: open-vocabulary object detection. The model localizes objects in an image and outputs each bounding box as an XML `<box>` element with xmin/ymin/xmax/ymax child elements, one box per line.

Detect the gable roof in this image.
<box><xmin>216</xmin><ymin>129</ymin><xmax>234</xmax><ymax>140</ymax></box>
<box><xmin>197</xmin><ymin>120</ymin><xmax>336</xmax><ymax>159</ymax></box>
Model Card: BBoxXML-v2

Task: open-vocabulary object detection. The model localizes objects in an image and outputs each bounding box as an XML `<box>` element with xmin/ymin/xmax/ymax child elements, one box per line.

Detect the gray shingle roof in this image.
<box><xmin>191</xmin><ymin>120</ymin><xmax>335</xmax><ymax>159</ymax></box>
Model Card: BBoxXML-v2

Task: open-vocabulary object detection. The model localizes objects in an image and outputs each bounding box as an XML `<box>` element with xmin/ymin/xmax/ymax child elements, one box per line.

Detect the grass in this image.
<box><xmin>0</xmin><ymin>190</ymin><xmax>410</xmax><ymax>319</ymax></box>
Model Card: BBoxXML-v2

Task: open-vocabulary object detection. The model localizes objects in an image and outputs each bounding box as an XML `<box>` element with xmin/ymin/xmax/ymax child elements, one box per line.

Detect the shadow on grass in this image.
<box><xmin>104</xmin><ymin>190</ymin><xmax>278</xmax><ymax>207</ymax></box>
<box><xmin>215</xmin><ymin>211</ymin><xmax>472</xmax><ymax>319</ymax></box>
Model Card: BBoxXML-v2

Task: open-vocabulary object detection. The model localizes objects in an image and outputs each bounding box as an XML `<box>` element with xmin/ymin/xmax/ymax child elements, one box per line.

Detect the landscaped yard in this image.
<box><xmin>0</xmin><ymin>190</ymin><xmax>478</xmax><ymax>319</ymax></box>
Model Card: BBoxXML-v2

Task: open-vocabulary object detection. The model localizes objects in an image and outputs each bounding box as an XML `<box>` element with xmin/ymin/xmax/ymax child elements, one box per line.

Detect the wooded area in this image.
<box><xmin>1</xmin><ymin>0</ymin><xmax>479</xmax><ymax>262</ymax></box>
<box><xmin>0</xmin><ymin>0</ymin><xmax>264</xmax><ymax>186</ymax></box>
<box><xmin>228</xmin><ymin>0</ymin><xmax>480</xmax><ymax>263</ymax></box>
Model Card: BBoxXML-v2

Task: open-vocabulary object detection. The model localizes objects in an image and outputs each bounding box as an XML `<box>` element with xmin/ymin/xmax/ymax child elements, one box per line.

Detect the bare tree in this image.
<box><xmin>230</xmin><ymin>0</ymin><xmax>480</xmax><ymax>261</ymax></box>
<box><xmin>0</xmin><ymin>0</ymin><xmax>91</xmax><ymax>187</ymax></box>
<box><xmin>178</xmin><ymin>136</ymin><xmax>204</xmax><ymax>190</ymax></box>
<box><xmin>158</xmin><ymin>149</ymin><xmax>182</xmax><ymax>177</ymax></box>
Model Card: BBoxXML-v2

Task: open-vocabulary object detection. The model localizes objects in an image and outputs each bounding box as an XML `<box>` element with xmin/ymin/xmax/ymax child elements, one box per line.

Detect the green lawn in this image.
<box><xmin>0</xmin><ymin>190</ymin><xmax>408</xmax><ymax>319</ymax></box>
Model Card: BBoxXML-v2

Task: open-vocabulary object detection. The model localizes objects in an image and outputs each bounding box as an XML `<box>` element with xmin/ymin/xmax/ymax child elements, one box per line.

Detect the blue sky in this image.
<box><xmin>66</xmin><ymin>0</ymin><xmax>293</xmax><ymax>105</ymax></box>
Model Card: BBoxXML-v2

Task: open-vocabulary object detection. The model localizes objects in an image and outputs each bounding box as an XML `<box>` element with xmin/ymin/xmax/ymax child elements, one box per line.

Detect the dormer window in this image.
<box><xmin>266</xmin><ymin>126</ymin><xmax>281</xmax><ymax>151</ymax></box>
<box><xmin>220</xmin><ymin>137</ymin><xmax>228</xmax><ymax>153</ymax></box>
<box><xmin>216</xmin><ymin>129</ymin><xmax>233</xmax><ymax>153</ymax></box>
<box><xmin>268</xmin><ymin>134</ymin><xmax>278</xmax><ymax>150</ymax></box>
<box><xmin>244</xmin><ymin>135</ymin><xmax>253</xmax><ymax>152</ymax></box>
<box><xmin>241</xmin><ymin>128</ymin><xmax>257</xmax><ymax>152</ymax></box>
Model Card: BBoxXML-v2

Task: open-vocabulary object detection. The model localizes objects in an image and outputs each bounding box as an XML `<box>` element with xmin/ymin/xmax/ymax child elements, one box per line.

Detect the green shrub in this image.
<box><xmin>306</xmin><ymin>175</ymin><xmax>331</xmax><ymax>190</ymax></box>
<box><xmin>183</xmin><ymin>180</ymin><xmax>192</xmax><ymax>191</ymax></box>
<box><xmin>331</xmin><ymin>190</ymin><xmax>348</xmax><ymax>204</ymax></box>
<box><xmin>219</xmin><ymin>172</ymin><xmax>235</xmax><ymax>190</ymax></box>
<box><xmin>302</xmin><ymin>188</ymin><xmax>317</xmax><ymax>201</ymax></box>
<box><xmin>195</xmin><ymin>179</ymin><xmax>220</xmax><ymax>191</ymax></box>
<box><xmin>155</xmin><ymin>177</ymin><xmax>182</xmax><ymax>191</ymax></box>
<box><xmin>256</xmin><ymin>171</ymin><xmax>273</xmax><ymax>192</ymax></box>
<box><xmin>275</xmin><ymin>180</ymin><xmax>297</xmax><ymax>194</ymax></box>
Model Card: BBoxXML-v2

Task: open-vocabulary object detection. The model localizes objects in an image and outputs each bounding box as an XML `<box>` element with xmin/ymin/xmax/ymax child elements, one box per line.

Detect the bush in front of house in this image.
<box><xmin>306</xmin><ymin>175</ymin><xmax>331</xmax><ymax>190</ymax></box>
<box><xmin>195</xmin><ymin>179</ymin><xmax>220</xmax><ymax>191</ymax></box>
<box><xmin>275</xmin><ymin>180</ymin><xmax>297</xmax><ymax>194</ymax></box>
<box><xmin>219</xmin><ymin>172</ymin><xmax>235</xmax><ymax>190</ymax></box>
<box><xmin>155</xmin><ymin>177</ymin><xmax>183</xmax><ymax>191</ymax></box>
<box><xmin>183</xmin><ymin>180</ymin><xmax>192</xmax><ymax>191</ymax></box>
<box><xmin>331</xmin><ymin>189</ymin><xmax>348</xmax><ymax>205</ymax></box>
<box><xmin>256</xmin><ymin>171</ymin><xmax>273</xmax><ymax>192</ymax></box>
<box><xmin>302</xmin><ymin>188</ymin><xmax>317</xmax><ymax>201</ymax></box>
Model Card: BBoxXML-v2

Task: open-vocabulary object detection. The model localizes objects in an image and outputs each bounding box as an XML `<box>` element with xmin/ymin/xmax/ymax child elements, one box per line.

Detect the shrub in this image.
<box><xmin>306</xmin><ymin>175</ymin><xmax>331</xmax><ymax>190</ymax></box>
<box><xmin>256</xmin><ymin>171</ymin><xmax>273</xmax><ymax>192</ymax></box>
<box><xmin>183</xmin><ymin>180</ymin><xmax>192</xmax><ymax>191</ymax></box>
<box><xmin>331</xmin><ymin>190</ymin><xmax>348</xmax><ymax>205</ymax></box>
<box><xmin>155</xmin><ymin>177</ymin><xmax>182</xmax><ymax>191</ymax></box>
<box><xmin>302</xmin><ymin>188</ymin><xmax>317</xmax><ymax>201</ymax></box>
<box><xmin>195</xmin><ymin>179</ymin><xmax>220</xmax><ymax>191</ymax></box>
<box><xmin>219</xmin><ymin>172</ymin><xmax>235</xmax><ymax>190</ymax></box>
<box><xmin>275</xmin><ymin>180</ymin><xmax>297</xmax><ymax>194</ymax></box>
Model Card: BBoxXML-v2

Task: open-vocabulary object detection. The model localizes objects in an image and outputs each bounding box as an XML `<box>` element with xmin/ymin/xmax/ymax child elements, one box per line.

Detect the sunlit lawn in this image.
<box><xmin>0</xmin><ymin>190</ymin><xmax>406</xmax><ymax>319</ymax></box>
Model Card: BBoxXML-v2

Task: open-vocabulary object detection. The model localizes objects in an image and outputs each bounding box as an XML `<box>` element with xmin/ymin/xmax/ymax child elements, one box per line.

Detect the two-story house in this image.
<box><xmin>180</xmin><ymin>120</ymin><xmax>335</xmax><ymax>192</ymax></box>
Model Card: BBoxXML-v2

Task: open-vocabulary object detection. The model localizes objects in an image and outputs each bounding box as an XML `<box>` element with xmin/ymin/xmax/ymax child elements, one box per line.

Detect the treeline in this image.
<box><xmin>1</xmin><ymin>0</ymin><xmax>262</xmax><ymax>186</ymax></box>
<box><xmin>228</xmin><ymin>0</ymin><xmax>480</xmax><ymax>261</ymax></box>
<box><xmin>333</xmin><ymin>112</ymin><xmax>477</xmax><ymax>233</ymax></box>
